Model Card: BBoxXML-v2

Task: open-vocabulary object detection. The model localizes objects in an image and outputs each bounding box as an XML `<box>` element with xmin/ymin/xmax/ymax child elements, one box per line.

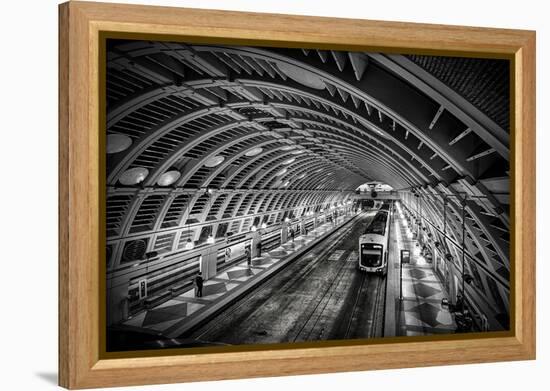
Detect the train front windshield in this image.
<box><xmin>360</xmin><ymin>243</ymin><xmax>383</xmax><ymax>267</ymax></box>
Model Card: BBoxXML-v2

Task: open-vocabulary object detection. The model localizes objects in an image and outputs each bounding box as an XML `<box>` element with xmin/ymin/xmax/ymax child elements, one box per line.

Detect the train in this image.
<box><xmin>358</xmin><ymin>207</ymin><xmax>391</xmax><ymax>274</ymax></box>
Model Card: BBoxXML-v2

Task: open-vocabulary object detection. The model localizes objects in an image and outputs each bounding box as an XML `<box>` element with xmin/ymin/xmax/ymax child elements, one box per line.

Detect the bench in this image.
<box><xmin>144</xmin><ymin>291</ymin><xmax>171</xmax><ymax>309</ymax></box>
<box><xmin>170</xmin><ymin>281</ymin><xmax>193</xmax><ymax>297</ymax></box>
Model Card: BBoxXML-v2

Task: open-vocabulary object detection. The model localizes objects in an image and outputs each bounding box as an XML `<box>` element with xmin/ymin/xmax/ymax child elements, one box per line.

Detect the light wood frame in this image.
<box><xmin>59</xmin><ymin>1</ymin><xmax>536</xmax><ymax>388</ymax></box>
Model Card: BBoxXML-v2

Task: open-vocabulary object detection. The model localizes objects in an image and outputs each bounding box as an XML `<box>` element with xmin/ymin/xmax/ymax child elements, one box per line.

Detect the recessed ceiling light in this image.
<box><xmin>119</xmin><ymin>167</ymin><xmax>149</xmax><ymax>185</ymax></box>
<box><xmin>276</xmin><ymin>62</ymin><xmax>326</xmax><ymax>90</ymax></box>
<box><xmin>107</xmin><ymin>134</ymin><xmax>132</xmax><ymax>154</ymax></box>
<box><xmin>281</xmin><ymin>145</ymin><xmax>296</xmax><ymax>151</ymax></box>
<box><xmin>296</xmin><ymin>173</ymin><xmax>306</xmax><ymax>179</ymax></box>
<box><xmin>276</xmin><ymin>168</ymin><xmax>288</xmax><ymax>176</ymax></box>
<box><xmin>204</xmin><ymin>155</ymin><xmax>225</xmax><ymax>167</ymax></box>
<box><xmin>157</xmin><ymin>170</ymin><xmax>181</xmax><ymax>186</ymax></box>
<box><xmin>282</xmin><ymin>158</ymin><xmax>296</xmax><ymax>165</ymax></box>
<box><xmin>245</xmin><ymin>147</ymin><xmax>263</xmax><ymax>157</ymax></box>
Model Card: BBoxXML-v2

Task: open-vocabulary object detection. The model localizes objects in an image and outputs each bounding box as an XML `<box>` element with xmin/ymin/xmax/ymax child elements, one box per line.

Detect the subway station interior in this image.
<box><xmin>105</xmin><ymin>40</ymin><xmax>510</xmax><ymax>351</ymax></box>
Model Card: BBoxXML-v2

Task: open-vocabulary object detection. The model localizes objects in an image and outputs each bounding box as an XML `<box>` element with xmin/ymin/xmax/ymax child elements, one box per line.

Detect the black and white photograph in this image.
<box><xmin>105</xmin><ymin>39</ymin><xmax>510</xmax><ymax>352</ymax></box>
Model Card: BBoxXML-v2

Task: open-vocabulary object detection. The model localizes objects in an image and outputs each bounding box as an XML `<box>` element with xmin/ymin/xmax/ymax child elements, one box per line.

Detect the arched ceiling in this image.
<box><xmin>105</xmin><ymin>39</ymin><xmax>510</xmax><ymax>282</ymax></box>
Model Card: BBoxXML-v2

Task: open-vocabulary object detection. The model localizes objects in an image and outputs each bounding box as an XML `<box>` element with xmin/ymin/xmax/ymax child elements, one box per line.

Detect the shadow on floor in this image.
<box><xmin>35</xmin><ymin>372</ymin><xmax>57</xmax><ymax>385</ymax></box>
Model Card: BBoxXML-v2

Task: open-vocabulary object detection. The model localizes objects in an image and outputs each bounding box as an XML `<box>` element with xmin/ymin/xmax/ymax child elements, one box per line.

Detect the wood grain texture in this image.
<box><xmin>58</xmin><ymin>1</ymin><xmax>536</xmax><ymax>388</ymax></box>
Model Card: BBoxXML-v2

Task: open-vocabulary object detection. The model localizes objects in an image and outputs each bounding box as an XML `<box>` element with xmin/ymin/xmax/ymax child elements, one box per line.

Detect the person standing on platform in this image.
<box><xmin>245</xmin><ymin>247</ymin><xmax>252</xmax><ymax>268</ymax></box>
<box><xmin>257</xmin><ymin>241</ymin><xmax>262</xmax><ymax>257</ymax></box>
<box><xmin>194</xmin><ymin>272</ymin><xmax>203</xmax><ymax>298</ymax></box>
<box><xmin>290</xmin><ymin>228</ymin><xmax>295</xmax><ymax>242</ymax></box>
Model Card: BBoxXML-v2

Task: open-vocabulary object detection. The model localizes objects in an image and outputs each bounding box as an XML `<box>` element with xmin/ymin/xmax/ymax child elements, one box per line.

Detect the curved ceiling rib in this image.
<box><xmin>106</xmin><ymin>39</ymin><xmax>510</xmax><ymax>294</ymax></box>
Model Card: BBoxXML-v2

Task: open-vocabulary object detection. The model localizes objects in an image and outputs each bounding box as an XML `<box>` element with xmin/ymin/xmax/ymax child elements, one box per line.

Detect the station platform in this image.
<box><xmin>118</xmin><ymin>213</ymin><xmax>355</xmax><ymax>339</ymax></box>
<box><xmin>385</xmin><ymin>211</ymin><xmax>456</xmax><ymax>337</ymax></box>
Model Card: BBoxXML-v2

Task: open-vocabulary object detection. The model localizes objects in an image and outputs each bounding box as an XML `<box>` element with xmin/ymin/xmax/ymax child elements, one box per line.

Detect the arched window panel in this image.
<box><xmin>184</xmin><ymin>166</ymin><xmax>215</xmax><ymax>189</ymax></box>
<box><xmin>188</xmin><ymin>194</ymin><xmax>209</xmax><ymax>218</ymax></box>
<box><xmin>247</xmin><ymin>193</ymin><xmax>264</xmax><ymax>215</ymax></box>
<box><xmin>197</xmin><ymin>225</ymin><xmax>214</xmax><ymax>245</ymax></box>
<box><xmin>235</xmin><ymin>193</ymin><xmax>254</xmax><ymax>216</ymax></box>
<box><xmin>206</xmin><ymin>194</ymin><xmax>228</xmax><ymax>221</ymax></box>
<box><xmin>268</xmin><ymin>213</ymin><xmax>277</xmax><ymax>225</ymax></box>
<box><xmin>106</xmin><ymin>67</ymin><xmax>155</xmax><ymax>107</ymax></box>
<box><xmin>154</xmin><ymin>232</ymin><xmax>176</xmax><ymax>253</ymax></box>
<box><xmin>127</xmin><ymin>113</ymin><xmax>232</xmax><ymax>172</ymax></box>
<box><xmin>228</xmin><ymin>219</ymin><xmax>242</xmax><ymax>235</ymax></box>
<box><xmin>225</xmin><ymin>150</ymin><xmax>279</xmax><ymax>187</ymax></box>
<box><xmin>107</xmin><ymin>94</ymin><xmax>198</xmax><ymax>145</ymax></box>
<box><xmin>215</xmin><ymin>222</ymin><xmax>229</xmax><ymax>238</ymax></box>
<box><xmin>161</xmin><ymin>194</ymin><xmax>189</xmax><ymax>229</ymax></box>
<box><xmin>222</xmin><ymin>194</ymin><xmax>243</xmax><ymax>218</ymax></box>
<box><xmin>129</xmin><ymin>194</ymin><xmax>167</xmax><ymax>234</ymax></box>
<box><xmin>241</xmin><ymin>218</ymin><xmax>252</xmax><ymax>232</ymax></box>
<box><xmin>177</xmin><ymin>228</ymin><xmax>197</xmax><ymax>250</ymax></box>
<box><xmin>106</xmin><ymin>194</ymin><xmax>134</xmax><ymax>237</ymax></box>
<box><xmin>257</xmin><ymin>193</ymin><xmax>275</xmax><ymax>213</ymax></box>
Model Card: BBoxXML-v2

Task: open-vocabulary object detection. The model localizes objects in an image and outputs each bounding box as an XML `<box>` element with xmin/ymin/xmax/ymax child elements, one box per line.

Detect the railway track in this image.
<box><xmin>187</xmin><ymin>216</ymin><xmax>362</xmax><ymax>342</ymax></box>
<box><xmin>185</xmin><ymin>212</ymin><xmax>388</xmax><ymax>345</ymax></box>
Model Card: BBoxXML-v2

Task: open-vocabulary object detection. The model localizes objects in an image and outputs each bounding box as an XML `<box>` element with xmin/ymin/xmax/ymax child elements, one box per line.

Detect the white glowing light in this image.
<box><xmin>245</xmin><ymin>147</ymin><xmax>263</xmax><ymax>157</ymax></box>
<box><xmin>276</xmin><ymin>61</ymin><xmax>326</xmax><ymax>90</ymax></box>
<box><xmin>281</xmin><ymin>145</ymin><xmax>296</xmax><ymax>151</ymax></box>
<box><xmin>157</xmin><ymin>170</ymin><xmax>181</xmax><ymax>186</ymax></box>
<box><xmin>119</xmin><ymin>167</ymin><xmax>149</xmax><ymax>185</ymax></box>
<box><xmin>107</xmin><ymin>134</ymin><xmax>133</xmax><ymax>154</ymax></box>
<box><xmin>204</xmin><ymin>155</ymin><xmax>225</xmax><ymax>167</ymax></box>
<box><xmin>276</xmin><ymin>168</ymin><xmax>288</xmax><ymax>176</ymax></box>
<box><xmin>184</xmin><ymin>239</ymin><xmax>195</xmax><ymax>250</ymax></box>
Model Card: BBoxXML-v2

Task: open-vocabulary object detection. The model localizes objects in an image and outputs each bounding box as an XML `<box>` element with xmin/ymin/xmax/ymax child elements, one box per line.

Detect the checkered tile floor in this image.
<box><xmin>396</xmin><ymin>228</ymin><xmax>456</xmax><ymax>336</ymax></box>
<box><xmin>121</xmin><ymin>216</ymin><xmax>349</xmax><ymax>335</ymax></box>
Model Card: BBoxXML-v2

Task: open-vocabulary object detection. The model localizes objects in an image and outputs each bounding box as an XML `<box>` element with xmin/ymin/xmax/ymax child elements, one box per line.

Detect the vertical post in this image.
<box><xmin>443</xmin><ymin>196</ymin><xmax>447</xmax><ymax>235</ymax></box>
<box><xmin>399</xmin><ymin>249</ymin><xmax>409</xmax><ymax>301</ymax></box>
<box><xmin>399</xmin><ymin>253</ymin><xmax>403</xmax><ymax>300</ymax></box>
<box><xmin>461</xmin><ymin>197</ymin><xmax>466</xmax><ymax>316</ymax></box>
<box><xmin>415</xmin><ymin>193</ymin><xmax>420</xmax><ymax>239</ymax></box>
<box><xmin>442</xmin><ymin>196</ymin><xmax>447</xmax><ymax>268</ymax></box>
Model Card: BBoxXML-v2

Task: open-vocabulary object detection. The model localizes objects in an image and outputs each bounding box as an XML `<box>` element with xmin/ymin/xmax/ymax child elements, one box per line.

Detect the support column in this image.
<box><xmin>201</xmin><ymin>248</ymin><xmax>218</xmax><ymax>280</ymax></box>
<box><xmin>250</xmin><ymin>231</ymin><xmax>261</xmax><ymax>257</ymax></box>
<box><xmin>281</xmin><ymin>222</ymin><xmax>288</xmax><ymax>243</ymax></box>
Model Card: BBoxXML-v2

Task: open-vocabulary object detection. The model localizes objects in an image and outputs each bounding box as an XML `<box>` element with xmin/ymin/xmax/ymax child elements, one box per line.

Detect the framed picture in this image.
<box><xmin>59</xmin><ymin>1</ymin><xmax>536</xmax><ymax>389</ymax></box>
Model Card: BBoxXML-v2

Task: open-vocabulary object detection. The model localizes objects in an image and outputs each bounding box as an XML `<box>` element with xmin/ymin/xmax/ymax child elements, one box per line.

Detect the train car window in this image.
<box><xmin>360</xmin><ymin>244</ymin><xmax>383</xmax><ymax>267</ymax></box>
